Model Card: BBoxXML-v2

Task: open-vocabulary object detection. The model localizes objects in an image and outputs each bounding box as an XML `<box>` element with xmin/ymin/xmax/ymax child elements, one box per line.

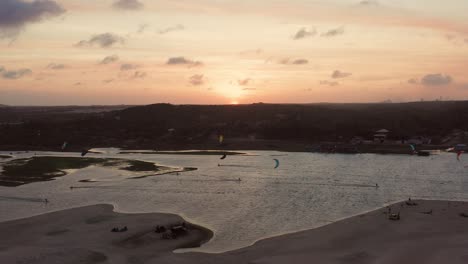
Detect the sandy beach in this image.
<box><xmin>0</xmin><ymin>205</ymin><xmax>212</xmax><ymax>264</ymax></box>
<box><xmin>2</xmin><ymin>200</ymin><xmax>468</xmax><ymax>263</ymax></box>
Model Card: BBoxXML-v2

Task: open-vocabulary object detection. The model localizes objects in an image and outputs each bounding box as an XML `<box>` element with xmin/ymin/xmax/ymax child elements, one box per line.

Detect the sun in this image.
<box><xmin>230</xmin><ymin>100</ymin><xmax>239</xmax><ymax>105</ymax></box>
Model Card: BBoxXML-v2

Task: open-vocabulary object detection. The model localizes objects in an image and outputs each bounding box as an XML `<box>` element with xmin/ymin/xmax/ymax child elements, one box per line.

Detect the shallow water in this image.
<box><xmin>0</xmin><ymin>149</ymin><xmax>467</xmax><ymax>253</ymax></box>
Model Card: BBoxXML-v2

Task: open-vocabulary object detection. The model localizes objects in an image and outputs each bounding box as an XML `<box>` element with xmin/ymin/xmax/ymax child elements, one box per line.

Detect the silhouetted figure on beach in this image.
<box><xmin>406</xmin><ymin>197</ymin><xmax>418</xmax><ymax>206</ymax></box>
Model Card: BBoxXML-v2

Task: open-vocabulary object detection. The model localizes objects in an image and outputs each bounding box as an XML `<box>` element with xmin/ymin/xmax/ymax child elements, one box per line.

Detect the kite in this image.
<box><xmin>81</xmin><ymin>149</ymin><xmax>89</xmax><ymax>157</ymax></box>
<box><xmin>273</xmin><ymin>159</ymin><xmax>280</xmax><ymax>169</ymax></box>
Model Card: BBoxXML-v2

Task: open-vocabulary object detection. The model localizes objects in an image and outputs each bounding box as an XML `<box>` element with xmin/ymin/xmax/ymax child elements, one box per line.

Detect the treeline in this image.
<box><xmin>1</xmin><ymin>101</ymin><xmax>468</xmax><ymax>149</ymax></box>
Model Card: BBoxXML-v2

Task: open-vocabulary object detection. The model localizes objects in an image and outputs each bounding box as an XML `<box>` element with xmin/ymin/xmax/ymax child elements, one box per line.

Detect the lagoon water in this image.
<box><xmin>0</xmin><ymin>149</ymin><xmax>467</xmax><ymax>253</ymax></box>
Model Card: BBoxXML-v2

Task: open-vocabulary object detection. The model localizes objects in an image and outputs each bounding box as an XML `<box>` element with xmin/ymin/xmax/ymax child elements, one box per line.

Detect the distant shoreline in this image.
<box><xmin>0</xmin><ymin>141</ymin><xmax>451</xmax><ymax>155</ymax></box>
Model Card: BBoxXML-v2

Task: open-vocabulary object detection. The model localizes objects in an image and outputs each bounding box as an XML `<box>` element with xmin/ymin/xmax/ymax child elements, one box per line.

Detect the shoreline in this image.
<box><xmin>3</xmin><ymin>200</ymin><xmax>468</xmax><ymax>263</ymax></box>
<box><xmin>1</xmin><ymin>142</ymin><xmax>451</xmax><ymax>156</ymax></box>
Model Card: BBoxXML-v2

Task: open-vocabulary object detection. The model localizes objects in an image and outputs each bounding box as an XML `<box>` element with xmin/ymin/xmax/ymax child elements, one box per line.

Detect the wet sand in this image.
<box><xmin>2</xmin><ymin>200</ymin><xmax>468</xmax><ymax>263</ymax></box>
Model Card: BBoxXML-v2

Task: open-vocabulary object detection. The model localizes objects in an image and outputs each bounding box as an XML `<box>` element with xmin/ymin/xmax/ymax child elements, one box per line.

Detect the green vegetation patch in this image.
<box><xmin>0</xmin><ymin>156</ymin><xmax>164</xmax><ymax>187</ymax></box>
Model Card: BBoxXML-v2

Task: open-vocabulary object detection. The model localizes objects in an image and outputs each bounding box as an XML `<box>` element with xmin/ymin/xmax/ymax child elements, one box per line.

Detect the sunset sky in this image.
<box><xmin>1</xmin><ymin>0</ymin><xmax>468</xmax><ymax>105</ymax></box>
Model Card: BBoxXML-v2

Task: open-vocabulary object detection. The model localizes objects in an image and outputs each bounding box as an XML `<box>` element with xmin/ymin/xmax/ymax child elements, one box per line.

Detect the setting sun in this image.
<box><xmin>230</xmin><ymin>100</ymin><xmax>239</xmax><ymax>105</ymax></box>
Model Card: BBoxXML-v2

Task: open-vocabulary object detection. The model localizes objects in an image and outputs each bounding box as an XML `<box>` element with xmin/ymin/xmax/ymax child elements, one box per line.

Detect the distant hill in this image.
<box><xmin>1</xmin><ymin>101</ymin><xmax>468</xmax><ymax>150</ymax></box>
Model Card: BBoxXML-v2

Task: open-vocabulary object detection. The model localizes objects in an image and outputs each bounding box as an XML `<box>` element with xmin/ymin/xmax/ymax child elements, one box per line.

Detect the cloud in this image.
<box><xmin>279</xmin><ymin>58</ymin><xmax>290</xmax><ymax>65</ymax></box>
<box><xmin>0</xmin><ymin>0</ymin><xmax>65</xmax><ymax>38</ymax></box>
<box><xmin>100</xmin><ymin>55</ymin><xmax>119</xmax><ymax>64</ymax></box>
<box><xmin>421</xmin><ymin>74</ymin><xmax>453</xmax><ymax>86</ymax></box>
<box><xmin>331</xmin><ymin>70</ymin><xmax>352</xmax><ymax>79</ymax></box>
<box><xmin>166</xmin><ymin>57</ymin><xmax>203</xmax><ymax>67</ymax></box>
<box><xmin>132</xmin><ymin>71</ymin><xmax>147</xmax><ymax>79</ymax></box>
<box><xmin>319</xmin><ymin>80</ymin><xmax>339</xmax><ymax>86</ymax></box>
<box><xmin>189</xmin><ymin>74</ymin><xmax>204</xmax><ymax>86</ymax></box>
<box><xmin>103</xmin><ymin>79</ymin><xmax>114</xmax><ymax>84</ymax></box>
<box><xmin>47</xmin><ymin>63</ymin><xmax>65</xmax><ymax>70</ymax></box>
<box><xmin>321</xmin><ymin>26</ymin><xmax>345</xmax><ymax>37</ymax></box>
<box><xmin>74</xmin><ymin>82</ymin><xmax>82</xmax><ymax>86</ymax></box>
<box><xmin>0</xmin><ymin>67</ymin><xmax>32</xmax><ymax>79</ymax></box>
<box><xmin>75</xmin><ymin>33</ymin><xmax>125</xmax><ymax>48</ymax></box>
<box><xmin>137</xmin><ymin>24</ymin><xmax>149</xmax><ymax>34</ymax></box>
<box><xmin>120</xmin><ymin>63</ymin><xmax>138</xmax><ymax>71</ymax></box>
<box><xmin>279</xmin><ymin>58</ymin><xmax>308</xmax><ymax>65</ymax></box>
<box><xmin>293</xmin><ymin>27</ymin><xmax>316</xmax><ymax>40</ymax></box>
<box><xmin>159</xmin><ymin>24</ymin><xmax>185</xmax><ymax>34</ymax></box>
<box><xmin>358</xmin><ymin>0</ymin><xmax>379</xmax><ymax>6</ymax></box>
<box><xmin>292</xmin><ymin>59</ymin><xmax>308</xmax><ymax>65</ymax></box>
<box><xmin>242</xmin><ymin>88</ymin><xmax>256</xmax><ymax>91</ymax></box>
<box><xmin>240</xmin><ymin>49</ymin><xmax>263</xmax><ymax>55</ymax></box>
<box><xmin>238</xmin><ymin>78</ymin><xmax>251</xmax><ymax>86</ymax></box>
<box><xmin>112</xmin><ymin>0</ymin><xmax>143</xmax><ymax>10</ymax></box>
<box><xmin>465</xmin><ymin>39</ymin><xmax>468</xmax><ymax>44</ymax></box>
<box><xmin>408</xmin><ymin>78</ymin><xmax>418</xmax><ymax>84</ymax></box>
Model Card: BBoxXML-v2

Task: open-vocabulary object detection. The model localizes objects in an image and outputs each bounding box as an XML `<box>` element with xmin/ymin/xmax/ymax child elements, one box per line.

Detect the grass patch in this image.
<box><xmin>120</xmin><ymin>160</ymin><xmax>159</xmax><ymax>171</ymax></box>
<box><xmin>0</xmin><ymin>156</ymin><xmax>164</xmax><ymax>187</ymax></box>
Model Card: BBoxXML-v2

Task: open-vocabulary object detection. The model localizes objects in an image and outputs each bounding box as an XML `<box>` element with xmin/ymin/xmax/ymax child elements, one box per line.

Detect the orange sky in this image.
<box><xmin>0</xmin><ymin>0</ymin><xmax>468</xmax><ymax>105</ymax></box>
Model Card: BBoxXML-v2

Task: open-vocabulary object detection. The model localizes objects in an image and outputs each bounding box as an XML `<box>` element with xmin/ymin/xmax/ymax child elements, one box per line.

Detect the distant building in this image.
<box><xmin>374</xmin><ymin>129</ymin><xmax>390</xmax><ymax>143</ymax></box>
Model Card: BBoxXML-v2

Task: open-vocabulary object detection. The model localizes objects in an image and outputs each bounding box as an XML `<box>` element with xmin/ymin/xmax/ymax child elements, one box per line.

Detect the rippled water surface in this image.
<box><xmin>0</xmin><ymin>149</ymin><xmax>467</xmax><ymax>253</ymax></box>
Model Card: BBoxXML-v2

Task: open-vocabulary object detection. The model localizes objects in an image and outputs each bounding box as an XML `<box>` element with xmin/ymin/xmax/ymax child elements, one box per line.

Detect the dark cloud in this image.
<box><xmin>238</xmin><ymin>78</ymin><xmax>251</xmax><ymax>86</ymax></box>
<box><xmin>100</xmin><ymin>55</ymin><xmax>119</xmax><ymax>64</ymax></box>
<box><xmin>132</xmin><ymin>71</ymin><xmax>147</xmax><ymax>79</ymax></box>
<box><xmin>47</xmin><ymin>63</ymin><xmax>66</xmax><ymax>70</ymax></box>
<box><xmin>0</xmin><ymin>0</ymin><xmax>65</xmax><ymax>38</ymax></box>
<box><xmin>75</xmin><ymin>33</ymin><xmax>125</xmax><ymax>48</ymax></box>
<box><xmin>189</xmin><ymin>74</ymin><xmax>204</xmax><ymax>86</ymax></box>
<box><xmin>103</xmin><ymin>79</ymin><xmax>114</xmax><ymax>84</ymax></box>
<box><xmin>120</xmin><ymin>63</ymin><xmax>138</xmax><ymax>71</ymax></box>
<box><xmin>319</xmin><ymin>80</ymin><xmax>339</xmax><ymax>86</ymax></box>
<box><xmin>159</xmin><ymin>24</ymin><xmax>185</xmax><ymax>34</ymax></box>
<box><xmin>112</xmin><ymin>0</ymin><xmax>143</xmax><ymax>10</ymax></box>
<box><xmin>408</xmin><ymin>78</ymin><xmax>418</xmax><ymax>84</ymax></box>
<box><xmin>293</xmin><ymin>28</ymin><xmax>316</xmax><ymax>40</ymax></box>
<box><xmin>331</xmin><ymin>70</ymin><xmax>352</xmax><ymax>79</ymax></box>
<box><xmin>0</xmin><ymin>67</ymin><xmax>32</xmax><ymax>79</ymax></box>
<box><xmin>74</xmin><ymin>82</ymin><xmax>82</xmax><ymax>86</ymax></box>
<box><xmin>166</xmin><ymin>57</ymin><xmax>203</xmax><ymax>67</ymax></box>
<box><xmin>292</xmin><ymin>59</ymin><xmax>308</xmax><ymax>65</ymax></box>
<box><xmin>321</xmin><ymin>27</ymin><xmax>345</xmax><ymax>37</ymax></box>
<box><xmin>421</xmin><ymin>74</ymin><xmax>453</xmax><ymax>86</ymax></box>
